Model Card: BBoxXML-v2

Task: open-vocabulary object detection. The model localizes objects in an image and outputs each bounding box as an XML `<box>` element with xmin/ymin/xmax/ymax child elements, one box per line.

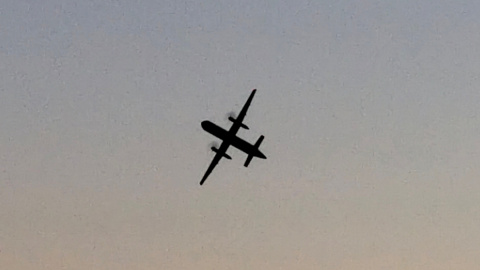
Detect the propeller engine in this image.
<box><xmin>225</xmin><ymin>111</ymin><xmax>237</xmax><ymax>122</ymax></box>
<box><xmin>226</xmin><ymin>111</ymin><xmax>249</xmax><ymax>129</ymax></box>
<box><xmin>208</xmin><ymin>141</ymin><xmax>231</xmax><ymax>159</ymax></box>
<box><xmin>208</xmin><ymin>141</ymin><xmax>219</xmax><ymax>151</ymax></box>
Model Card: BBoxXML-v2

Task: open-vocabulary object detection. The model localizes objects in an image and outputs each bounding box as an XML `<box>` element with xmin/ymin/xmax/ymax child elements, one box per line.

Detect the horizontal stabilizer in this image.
<box><xmin>244</xmin><ymin>135</ymin><xmax>265</xmax><ymax>167</ymax></box>
<box><xmin>211</xmin><ymin>147</ymin><xmax>231</xmax><ymax>159</ymax></box>
<box><xmin>228</xmin><ymin>116</ymin><xmax>249</xmax><ymax>129</ymax></box>
<box><xmin>255</xmin><ymin>135</ymin><xmax>264</xmax><ymax>147</ymax></box>
<box><xmin>244</xmin><ymin>155</ymin><xmax>254</xmax><ymax>167</ymax></box>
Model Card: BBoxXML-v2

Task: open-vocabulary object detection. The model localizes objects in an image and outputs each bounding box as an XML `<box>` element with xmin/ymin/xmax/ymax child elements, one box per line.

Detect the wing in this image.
<box><xmin>199</xmin><ymin>142</ymin><xmax>229</xmax><ymax>185</ymax></box>
<box><xmin>199</xmin><ymin>153</ymin><xmax>221</xmax><ymax>185</ymax></box>
<box><xmin>234</xmin><ymin>89</ymin><xmax>256</xmax><ymax>128</ymax></box>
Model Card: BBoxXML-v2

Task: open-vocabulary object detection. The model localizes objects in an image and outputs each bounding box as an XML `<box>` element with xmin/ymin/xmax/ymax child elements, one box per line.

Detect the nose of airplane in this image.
<box><xmin>201</xmin><ymin>121</ymin><xmax>209</xmax><ymax>130</ymax></box>
<box><xmin>257</xmin><ymin>151</ymin><xmax>267</xmax><ymax>159</ymax></box>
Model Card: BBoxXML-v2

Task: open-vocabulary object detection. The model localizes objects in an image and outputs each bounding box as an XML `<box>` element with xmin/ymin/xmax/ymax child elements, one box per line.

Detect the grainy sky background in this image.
<box><xmin>2</xmin><ymin>1</ymin><xmax>480</xmax><ymax>269</ymax></box>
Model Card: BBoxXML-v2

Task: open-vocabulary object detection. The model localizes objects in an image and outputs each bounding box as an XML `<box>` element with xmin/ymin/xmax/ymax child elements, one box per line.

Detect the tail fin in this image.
<box><xmin>244</xmin><ymin>135</ymin><xmax>265</xmax><ymax>167</ymax></box>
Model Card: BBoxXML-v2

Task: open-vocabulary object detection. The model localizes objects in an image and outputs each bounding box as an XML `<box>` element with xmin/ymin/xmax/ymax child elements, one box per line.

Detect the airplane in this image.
<box><xmin>200</xmin><ymin>89</ymin><xmax>266</xmax><ymax>185</ymax></box>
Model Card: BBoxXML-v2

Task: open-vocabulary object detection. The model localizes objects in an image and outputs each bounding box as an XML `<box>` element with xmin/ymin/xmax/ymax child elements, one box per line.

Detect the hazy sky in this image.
<box><xmin>2</xmin><ymin>1</ymin><xmax>480</xmax><ymax>269</ymax></box>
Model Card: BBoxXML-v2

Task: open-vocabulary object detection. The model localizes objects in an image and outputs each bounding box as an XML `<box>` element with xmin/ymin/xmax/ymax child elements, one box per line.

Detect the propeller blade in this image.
<box><xmin>225</xmin><ymin>111</ymin><xmax>237</xmax><ymax>121</ymax></box>
<box><xmin>208</xmin><ymin>141</ymin><xmax>219</xmax><ymax>150</ymax></box>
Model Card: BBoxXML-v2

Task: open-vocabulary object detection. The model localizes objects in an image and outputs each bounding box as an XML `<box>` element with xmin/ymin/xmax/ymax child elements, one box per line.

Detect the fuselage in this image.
<box><xmin>201</xmin><ymin>120</ymin><xmax>266</xmax><ymax>159</ymax></box>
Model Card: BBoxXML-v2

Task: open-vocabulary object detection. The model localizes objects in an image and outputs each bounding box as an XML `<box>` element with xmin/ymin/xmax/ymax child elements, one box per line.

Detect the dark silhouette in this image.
<box><xmin>200</xmin><ymin>89</ymin><xmax>266</xmax><ymax>185</ymax></box>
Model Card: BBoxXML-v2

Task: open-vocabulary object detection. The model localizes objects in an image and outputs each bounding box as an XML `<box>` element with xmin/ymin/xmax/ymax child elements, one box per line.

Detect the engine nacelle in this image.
<box><xmin>211</xmin><ymin>147</ymin><xmax>232</xmax><ymax>159</ymax></box>
<box><xmin>228</xmin><ymin>116</ymin><xmax>249</xmax><ymax>129</ymax></box>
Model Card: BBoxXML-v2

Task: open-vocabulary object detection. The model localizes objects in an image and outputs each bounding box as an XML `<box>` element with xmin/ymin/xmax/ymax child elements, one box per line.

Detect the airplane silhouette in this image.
<box><xmin>200</xmin><ymin>89</ymin><xmax>266</xmax><ymax>185</ymax></box>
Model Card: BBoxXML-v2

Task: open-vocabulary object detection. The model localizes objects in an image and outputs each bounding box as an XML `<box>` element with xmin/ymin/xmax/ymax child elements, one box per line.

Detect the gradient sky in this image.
<box><xmin>2</xmin><ymin>1</ymin><xmax>480</xmax><ymax>269</ymax></box>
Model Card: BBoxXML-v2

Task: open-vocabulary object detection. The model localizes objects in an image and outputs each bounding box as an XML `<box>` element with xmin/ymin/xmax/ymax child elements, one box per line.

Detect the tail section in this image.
<box><xmin>244</xmin><ymin>135</ymin><xmax>265</xmax><ymax>167</ymax></box>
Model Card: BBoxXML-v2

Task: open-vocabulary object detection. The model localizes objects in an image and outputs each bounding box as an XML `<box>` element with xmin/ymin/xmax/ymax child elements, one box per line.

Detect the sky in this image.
<box><xmin>2</xmin><ymin>0</ymin><xmax>480</xmax><ymax>269</ymax></box>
